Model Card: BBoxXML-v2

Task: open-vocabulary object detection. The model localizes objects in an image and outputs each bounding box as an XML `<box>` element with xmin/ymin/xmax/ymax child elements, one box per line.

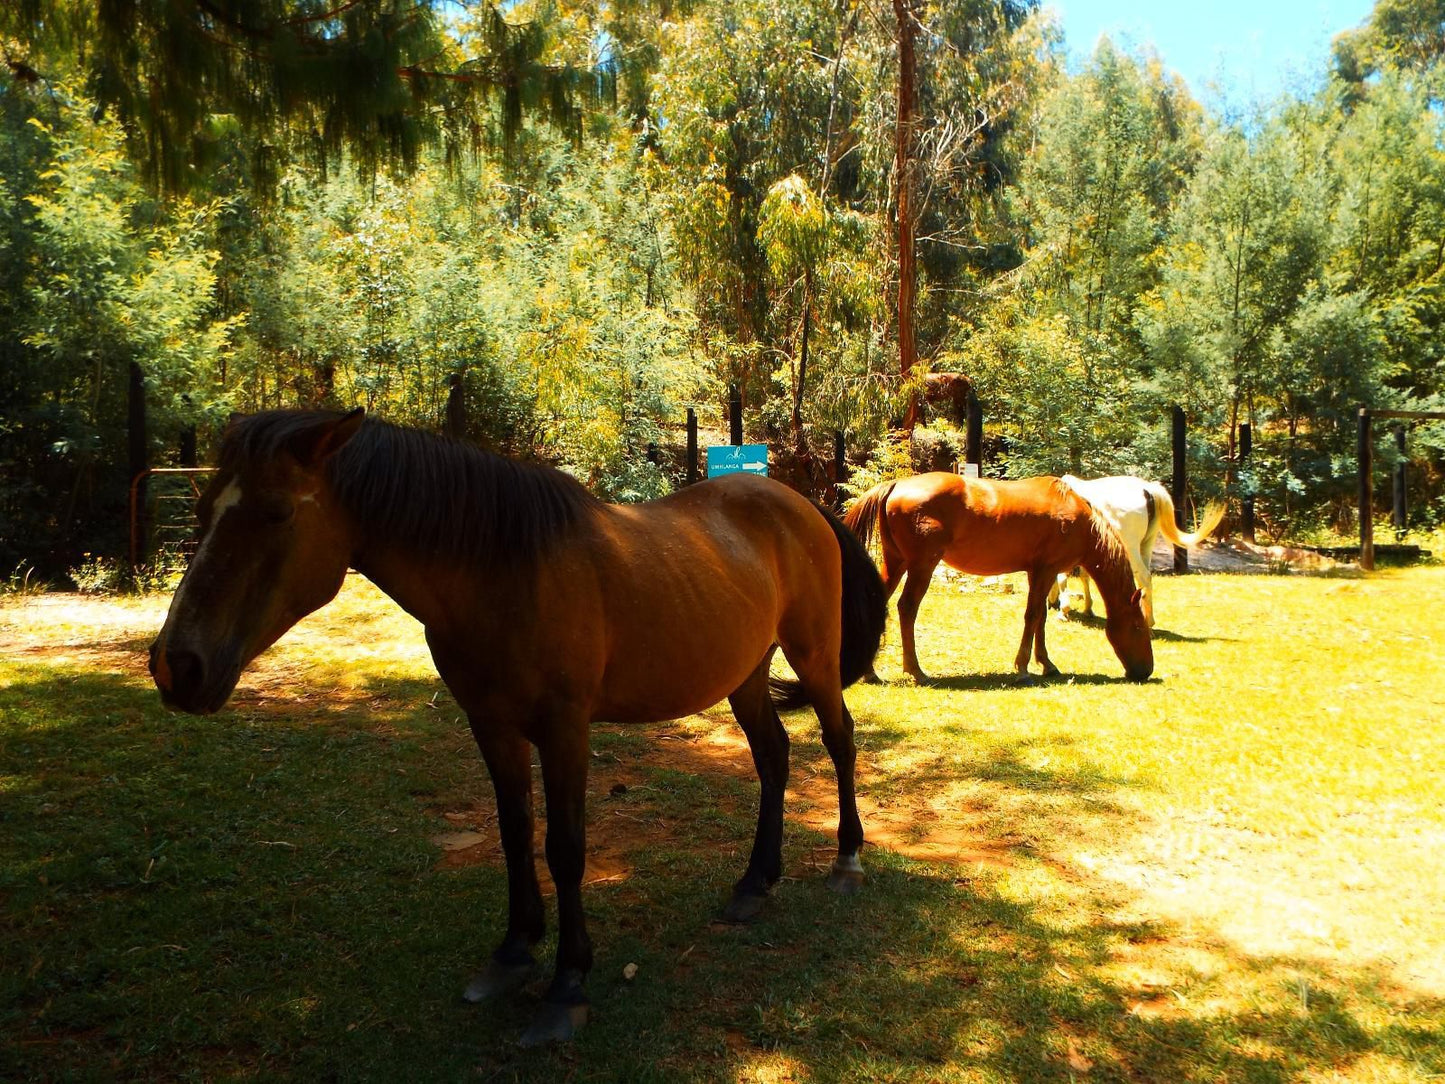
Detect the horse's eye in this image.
<box><xmin>264</xmin><ymin>502</ymin><xmax>295</xmax><ymax>525</ymax></box>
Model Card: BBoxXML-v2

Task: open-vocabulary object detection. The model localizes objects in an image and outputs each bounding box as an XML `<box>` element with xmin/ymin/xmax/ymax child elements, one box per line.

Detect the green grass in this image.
<box><xmin>2</xmin><ymin>569</ymin><xmax>1444</xmax><ymax>1082</ymax></box>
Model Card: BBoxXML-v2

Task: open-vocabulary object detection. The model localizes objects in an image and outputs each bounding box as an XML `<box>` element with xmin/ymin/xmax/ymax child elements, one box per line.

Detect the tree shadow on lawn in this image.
<box><xmin>1</xmin><ymin>666</ymin><xmax>1441</xmax><ymax>1083</ymax></box>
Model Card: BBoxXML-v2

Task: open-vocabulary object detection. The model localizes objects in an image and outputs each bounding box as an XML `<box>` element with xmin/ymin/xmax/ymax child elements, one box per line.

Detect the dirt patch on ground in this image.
<box><xmin>1147</xmin><ymin>536</ymin><xmax>1343</xmax><ymax>573</ymax></box>
<box><xmin>426</xmin><ymin>711</ymin><xmax>1013</xmax><ymax>901</ymax></box>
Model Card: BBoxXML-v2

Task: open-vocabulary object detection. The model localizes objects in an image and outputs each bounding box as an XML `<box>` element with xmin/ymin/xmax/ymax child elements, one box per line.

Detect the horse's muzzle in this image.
<box><xmin>149</xmin><ymin>639</ymin><xmax>237</xmax><ymax>714</ymax></box>
<box><xmin>1125</xmin><ymin>660</ymin><xmax>1154</xmax><ymax>683</ymax></box>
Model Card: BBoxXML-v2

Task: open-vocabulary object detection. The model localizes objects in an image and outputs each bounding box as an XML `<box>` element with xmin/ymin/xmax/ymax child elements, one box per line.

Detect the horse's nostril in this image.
<box><xmin>167</xmin><ymin>648</ymin><xmax>206</xmax><ymax>695</ymax></box>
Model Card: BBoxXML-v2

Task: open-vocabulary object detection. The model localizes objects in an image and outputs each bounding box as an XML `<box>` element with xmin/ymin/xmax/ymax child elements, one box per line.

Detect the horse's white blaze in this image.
<box><xmin>211</xmin><ymin>479</ymin><xmax>244</xmax><ymax>520</ymax></box>
<box><xmin>162</xmin><ymin>479</ymin><xmax>244</xmax><ymax>630</ymax></box>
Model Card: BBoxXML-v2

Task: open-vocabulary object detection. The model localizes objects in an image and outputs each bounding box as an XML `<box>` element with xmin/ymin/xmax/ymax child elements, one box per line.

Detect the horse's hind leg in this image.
<box><xmin>1136</xmin><ymin>531</ymin><xmax>1157</xmax><ymax>626</ymax></box>
<box><xmin>463</xmin><ymin>722</ymin><xmax>544</xmax><ymax>1004</ymax></box>
<box><xmin>522</xmin><ymin>716</ymin><xmax>594</xmax><ymax>1046</ymax></box>
<box><xmin>897</xmin><ymin>555</ymin><xmax>941</xmax><ymax>683</ymax></box>
<box><xmin>782</xmin><ymin>651</ymin><xmax>865</xmax><ymax>894</ymax></box>
<box><xmin>721</xmin><ymin>650</ymin><xmax>791</xmax><ymax>923</ymax></box>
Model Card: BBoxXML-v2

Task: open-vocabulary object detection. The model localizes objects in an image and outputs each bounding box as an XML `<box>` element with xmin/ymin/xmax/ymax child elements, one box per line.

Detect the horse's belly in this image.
<box><xmin>592</xmin><ymin>633</ymin><xmax>774</xmax><ymax>724</ymax></box>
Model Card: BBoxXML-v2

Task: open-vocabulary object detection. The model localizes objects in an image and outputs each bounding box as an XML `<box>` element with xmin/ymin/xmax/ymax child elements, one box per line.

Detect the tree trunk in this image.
<box><xmin>894</xmin><ymin>0</ymin><xmax>919</xmax><ymax>433</ymax></box>
<box><xmin>792</xmin><ymin>293</ymin><xmax>812</xmax><ymax>457</ymax></box>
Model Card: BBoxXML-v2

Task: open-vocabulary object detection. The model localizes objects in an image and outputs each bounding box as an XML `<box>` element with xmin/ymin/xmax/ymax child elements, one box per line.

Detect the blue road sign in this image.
<box><xmin>707</xmin><ymin>444</ymin><xmax>769</xmax><ymax>478</ymax></box>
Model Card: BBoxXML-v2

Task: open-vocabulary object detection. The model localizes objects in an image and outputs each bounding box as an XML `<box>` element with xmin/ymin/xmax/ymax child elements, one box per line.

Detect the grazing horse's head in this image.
<box><xmin>1076</xmin><ymin>499</ymin><xmax>1154</xmax><ymax>682</ymax></box>
<box><xmin>1104</xmin><ymin>585</ymin><xmax>1153</xmax><ymax>683</ymax></box>
<box><xmin>149</xmin><ymin>409</ymin><xmax>366</xmax><ymax>714</ymax></box>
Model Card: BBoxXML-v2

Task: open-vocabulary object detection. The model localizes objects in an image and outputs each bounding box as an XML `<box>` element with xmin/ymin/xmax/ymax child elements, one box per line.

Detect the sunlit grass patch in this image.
<box><xmin>2</xmin><ymin>568</ymin><xmax>1443</xmax><ymax>1081</ymax></box>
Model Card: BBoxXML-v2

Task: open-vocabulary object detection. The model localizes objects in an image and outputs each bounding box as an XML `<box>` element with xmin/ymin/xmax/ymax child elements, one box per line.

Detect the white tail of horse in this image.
<box><xmin>1143</xmin><ymin>481</ymin><xmax>1225</xmax><ymax>550</ymax></box>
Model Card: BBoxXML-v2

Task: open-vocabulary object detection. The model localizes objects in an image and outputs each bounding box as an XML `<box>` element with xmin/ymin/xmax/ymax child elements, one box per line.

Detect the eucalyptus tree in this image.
<box><xmin>1327</xmin><ymin>66</ymin><xmax>1445</xmax><ymax>406</ymax></box>
<box><xmin>1137</xmin><ymin>104</ymin><xmax>1384</xmax><ymax>522</ymax></box>
<box><xmin>960</xmin><ymin>40</ymin><xmax>1202</xmax><ymax>476</ymax></box>
<box><xmin>1333</xmin><ymin>0</ymin><xmax>1445</xmax><ymax>84</ymax></box>
<box><xmin>1</xmin><ymin>0</ymin><xmax>606</xmax><ymax>191</ymax></box>
<box><xmin>882</xmin><ymin>0</ymin><xmax>1040</xmax><ymax>428</ymax></box>
<box><xmin>654</xmin><ymin>0</ymin><xmax>1042</xmax><ymax>447</ymax></box>
<box><xmin>653</xmin><ymin>0</ymin><xmax>870</xmax><ymax>419</ymax></box>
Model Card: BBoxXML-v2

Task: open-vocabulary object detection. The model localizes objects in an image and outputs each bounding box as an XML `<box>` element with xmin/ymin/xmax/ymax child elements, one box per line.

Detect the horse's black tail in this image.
<box><xmin>771</xmin><ymin>504</ymin><xmax>887</xmax><ymax>712</ymax></box>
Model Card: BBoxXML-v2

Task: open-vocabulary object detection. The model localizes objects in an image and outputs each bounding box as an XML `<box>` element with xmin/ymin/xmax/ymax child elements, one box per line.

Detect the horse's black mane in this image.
<box><xmin>222</xmin><ymin>410</ymin><xmax>598</xmax><ymax>566</ymax></box>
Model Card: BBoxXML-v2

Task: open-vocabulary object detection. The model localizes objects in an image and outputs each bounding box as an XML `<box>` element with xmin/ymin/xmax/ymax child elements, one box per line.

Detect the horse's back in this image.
<box><xmin>890</xmin><ymin>472</ymin><xmax>1074</xmax><ymax>525</ymax></box>
<box><xmin>1063</xmin><ymin>474</ymin><xmax>1153</xmax><ymax>518</ymax></box>
<box><xmin>886</xmin><ymin>473</ymin><xmax>1091</xmax><ymax>575</ymax></box>
<box><xmin>583</xmin><ymin>475</ymin><xmax>841</xmax><ymax>721</ymax></box>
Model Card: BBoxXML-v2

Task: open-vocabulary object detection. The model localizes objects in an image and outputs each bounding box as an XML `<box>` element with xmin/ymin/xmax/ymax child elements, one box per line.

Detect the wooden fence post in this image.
<box><xmin>179</xmin><ymin>394</ymin><xmax>197</xmax><ymax>467</ymax></box>
<box><xmin>686</xmin><ymin>408</ymin><xmax>699</xmax><ymax>485</ymax></box>
<box><xmin>445</xmin><ymin>372</ymin><xmax>466</xmax><ymax>438</ymax></box>
<box><xmin>965</xmin><ymin>389</ymin><xmax>982</xmax><ymax>476</ymax></box>
<box><xmin>1171</xmin><ymin>405</ymin><xmax>1187</xmax><ymax>572</ymax></box>
<box><xmin>729</xmin><ymin>384</ymin><xmax>743</xmax><ymax>446</ymax></box>
<box><xmin>1393</xmin><ymin>424</ymin><xmax>1407</xmax><ymax>535</ymax></box>
<box><xmin>1239</xmin><ymin>421</ymin><xmax>1254</xmax><ymax>544</ymax></box>
<box><xmin>1358</xmin><ymin>407</ymin><xmax>1374</xmax><ymax>571</ymax></box>
<box><xmin>128</xmin><ymin>362</ymin><xmax>149</xmax><ymax>565</ymax></box>
<box><xmin>834</xmin><ymin>431</ymin><xmax>848</xmax><ymax>484</ymax></box>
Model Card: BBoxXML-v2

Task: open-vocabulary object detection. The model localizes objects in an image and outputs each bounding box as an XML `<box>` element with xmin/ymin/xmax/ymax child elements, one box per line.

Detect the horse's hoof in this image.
<box><xmin>905</xmin><ymin>669</ymin><xmax>930</xmax><ymax>685</ymax></box>
<box><xmin>826</xmin><ymin>855</ymin><xmax>865</xmax><ymax>895</ymax></box>
<box><xmin>463</xmin><ymin>956</ymin><xmax>538</xmax><ymax>1003</ymax></box>
<box><xmin>860</xmin><ymin>669</ymin><xmax>882</xmax><ymax>685</ymax></box>
<box><xmin>1041</xmin><ymin>664</ymin><xmax>1062</xmax><ymax>679</ymax></box>
<box><xmin>1013</xmin><ymin>672</ymin><xmax>1039</xmax><ymax>687</ymax></box>
<box><xmin>519</xmin><ymin>1001</ymin><xmax>589</xmax><ymax>1047</ymax></box>
<box><xmin>720</xmin><ymin>890</ymin><xmax>768</xmax><ymax>924</ymax></box>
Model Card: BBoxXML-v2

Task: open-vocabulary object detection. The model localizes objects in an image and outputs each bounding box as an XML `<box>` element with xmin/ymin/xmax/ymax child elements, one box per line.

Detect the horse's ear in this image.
<box><xmin>290</xmin><ymin>408</ymin><xmax>365</xmax><ymax>466</ymax></box>
<box><xmin>1130</xmin><ymin>587</ymin><xmax>1143</xmax><ymax>607</ymax></box>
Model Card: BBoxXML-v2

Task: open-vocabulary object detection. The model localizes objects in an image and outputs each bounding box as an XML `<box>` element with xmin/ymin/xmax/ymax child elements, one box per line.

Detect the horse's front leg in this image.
<box><xmin>522</xmin><ymin>719</ymin><xmax>594</xmax><ymax>1046</ymax></box>
<box><xmin>1014</xmin><ymin>572</ymin><xmax>1058</xmax><ymax>683</ymax></box>
<box><xmin>1029</xmin><ymin>573</ymin><xmax>1062</xmax><ymax>678</ymax></box>
<box><xmin>463</xmin><ymin>722</ymin><xmax>544</xmax><ymax>1003</ymax></box>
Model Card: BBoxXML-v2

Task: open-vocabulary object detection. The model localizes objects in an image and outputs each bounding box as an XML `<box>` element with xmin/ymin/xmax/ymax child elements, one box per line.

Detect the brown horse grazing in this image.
<box><xmin>148</xmin><ymin>408</ymin><xmax>886</xmax><ymax>1046</ymax></box>
<box><xmin>844</xmin><ymin>472</ymin><xmax>1153</xmax><ymax>684</ymax></box>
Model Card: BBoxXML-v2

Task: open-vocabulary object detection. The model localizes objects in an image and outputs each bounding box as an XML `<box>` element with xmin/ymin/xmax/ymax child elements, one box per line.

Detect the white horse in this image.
<box><xmin>1048</xmin><ymin>475</ymin><xmax>1225</xmax><ymax>627</ymax></box>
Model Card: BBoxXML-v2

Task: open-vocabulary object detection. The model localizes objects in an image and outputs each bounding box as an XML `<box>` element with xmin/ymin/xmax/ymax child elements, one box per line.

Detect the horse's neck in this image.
<box><xmin>350</xmin><ymin>541</ymin><xmax>512</xmax><ymax>635</ymax></box>
<box><xmin>1079</xmin><ymin>535</ymin><xmax>1134</xmax><ymax>605</ymax></box>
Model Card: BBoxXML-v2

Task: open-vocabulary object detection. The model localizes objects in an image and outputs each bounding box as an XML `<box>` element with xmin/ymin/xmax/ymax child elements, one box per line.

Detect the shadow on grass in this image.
<box><xmin>1057</xmin><ymin>611</ymin><xmax>1225</xmax><ymax>645</ymax></box>
<box><xmin>2</xmin><ymin>664</ymin><xmax>1442</xmax><ymax>1083</ymax></box>
<box><xmin>906</xmin><ymin>670</ymin><xmax>1149</xmax><ymax>691</ymax></box>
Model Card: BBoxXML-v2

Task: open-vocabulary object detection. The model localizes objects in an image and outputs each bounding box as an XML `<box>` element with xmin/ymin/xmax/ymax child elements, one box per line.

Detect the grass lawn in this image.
<box><xmin>2</xmin><ymin>566</ymin><xmax>1443</xmax><ymax>1082</ymax></box>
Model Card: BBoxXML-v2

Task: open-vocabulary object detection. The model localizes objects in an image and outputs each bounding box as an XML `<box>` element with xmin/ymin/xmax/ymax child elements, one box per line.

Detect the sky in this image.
<box><xmin>1046</xmin><ymin>0</ymin><xmax>1377</xmax><ymax>109</ymax></box>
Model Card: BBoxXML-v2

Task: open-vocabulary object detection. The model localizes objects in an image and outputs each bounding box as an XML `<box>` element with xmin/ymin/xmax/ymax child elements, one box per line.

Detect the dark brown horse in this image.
<box><xmin>844</xmin><ymin>472</ymin><xmax>1152</xmax><ymax>683</ymax></box>
<box><xmin>149</xmin><ymin>409</ymin><xmax>886</xmax><ymax>1045</ymax></box>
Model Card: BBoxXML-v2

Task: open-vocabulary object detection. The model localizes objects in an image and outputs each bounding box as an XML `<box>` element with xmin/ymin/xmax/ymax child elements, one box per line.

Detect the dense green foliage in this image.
<box><xmin>2</xmin><ymin>0</ymin><xmax>1444</xmax><ymax>577</ymax></box>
